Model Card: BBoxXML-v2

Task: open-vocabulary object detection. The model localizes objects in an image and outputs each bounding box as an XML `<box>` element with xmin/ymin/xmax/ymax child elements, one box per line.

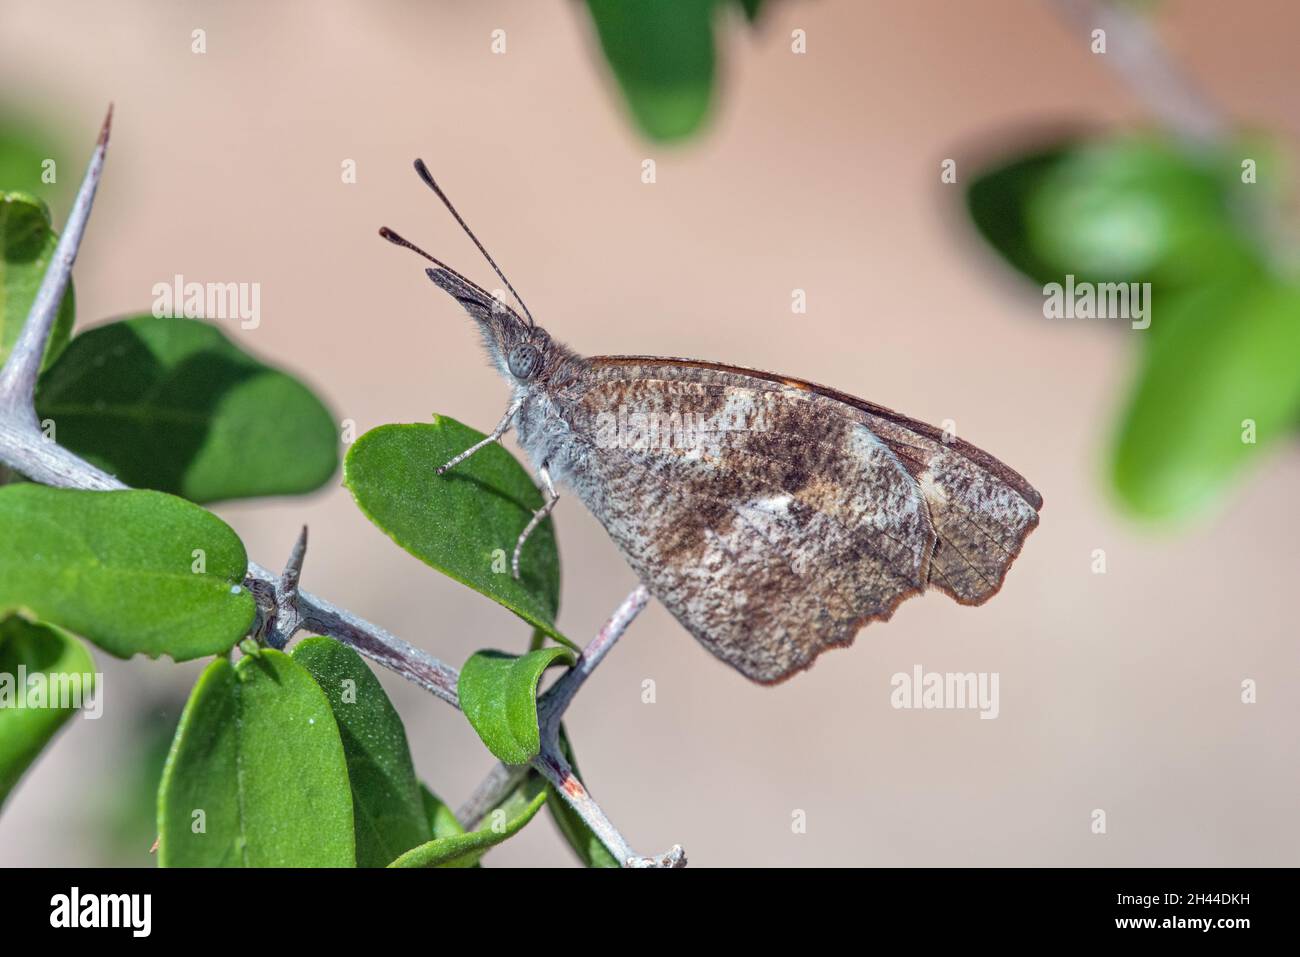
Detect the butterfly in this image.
<box><xmin>382</xmin><ymin>160</ymin><xmax>1042</xmax><ymax>684</ymax></box>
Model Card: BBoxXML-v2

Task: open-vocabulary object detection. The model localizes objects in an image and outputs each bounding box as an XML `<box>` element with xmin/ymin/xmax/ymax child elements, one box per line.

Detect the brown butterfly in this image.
<box><xmin>382</xmin><ymin>160</ymin><xmax>1042</xmax><ymax>684</ymax></box>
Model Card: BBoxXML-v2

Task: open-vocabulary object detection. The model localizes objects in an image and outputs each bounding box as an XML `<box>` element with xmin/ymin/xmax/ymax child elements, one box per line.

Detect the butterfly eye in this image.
<box><xmin>507</xmin><ymin>342</ymin><xmax>542</xmax><ymax>380</ymax></box>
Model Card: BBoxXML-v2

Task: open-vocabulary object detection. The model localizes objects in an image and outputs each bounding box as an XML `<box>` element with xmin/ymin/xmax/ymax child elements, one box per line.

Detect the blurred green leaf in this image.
<box><xmin>1027</xmin><ymin>137</ymin><xmax>1257</xmax><ymax>288</ymax></box>
<box><xmin>157</xmin><ymin>651</ymin><xmax>355</xmax><ymax>867</ymax></box>
<box><xmin>966</xmin><ymin>144</ymin><xmax>1082</xmax><ymax>286</ymax></box>
<box><xmin>735</xmin><ymin>0</ymin><xmax>763</xmax><ymax>23</ymax></box>
<box><xmin>1</xmin><ymin>191</ymin><xmax>75</xmax><ymax>371</ymax></box>
<box><xmin>965</xmin><ymin>136</ymin><xmax>1265</xmax><ymax>291</ymax></box>
<box><xmin>0</xmin><ymin>114</ymin><xmax>69</xmax><ymax>211</ymax></box>
<box><xmin>1112</xmin><ymin>277</ymin><xmax>1300</xmax><ymax>519</ymax></box>
<box><xmin>458</xmin><ymin>647</ymin><xmax>573</xmax><ymax>765</ymax></box>
<box><xmin>546</xmin><ymin>726</ymin><xmax>619</xmax><ymax>868</ymax></box>
<box><xmin>35</xmin><ymin>316</ymin><xmax>339</xmax><ymax>504</ymax></box>
<box><xmin>92</xmin><ymin>699</ymin><xmax>181</xmax><ymax>865</ymax></box>
<box><xmin>586</xmin><ymin>0</ymin><xmax>716</xmax><ymax>142</ymax></box>
<box><xmin>0</xmin><ymin>486</ymin><xmax>255</xmax><ymax>660</ymax></box>
<box><xmin>389</xmin><ymin>773</ymin><xmax>546</xmax><ymax>868</ymax></box>
<box><xmin>0</xmin><ymin>615</ymin><xmax>95</xmax><ymax>810</ymax></box>
<box><xmin>292</xmin><ymin>636</ymin><xmax>431</xmax><ymax>867</ymax></box>
<box><xmin>343</xmin><ymin>418</ymin><xmax>567</xmax><ymax>646</ymax></box>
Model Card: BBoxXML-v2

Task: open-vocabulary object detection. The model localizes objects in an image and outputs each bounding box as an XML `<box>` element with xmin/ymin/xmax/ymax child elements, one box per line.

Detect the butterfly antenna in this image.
<box><xmin>411</xmin><ymin>158</ymin><xmax>536</xmax><ymax>329</ymax></box>
<box><xmin>377</xmin><ymin>226</ymin><xmax>494</xmax><ymax>301</ymax></box>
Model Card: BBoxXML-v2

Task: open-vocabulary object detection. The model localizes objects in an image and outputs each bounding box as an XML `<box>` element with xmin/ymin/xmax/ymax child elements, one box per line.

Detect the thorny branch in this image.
<box><xmin>0</xmin><ymin>109</ymin><xmax>110</xmax><ymax>417</ymax></box>
<box><xmin>455</xmin><ymin>585</ymin><xmax>685</xmax><ymax>868</ymax></box>
<box><xmin>0</xmin><ymin>108</ymin><xmax>683</xmax><ymax>868</ymax></box>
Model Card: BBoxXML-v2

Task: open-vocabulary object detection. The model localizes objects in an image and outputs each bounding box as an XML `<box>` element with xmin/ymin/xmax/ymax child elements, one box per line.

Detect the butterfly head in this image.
<box><xmin>416</xmin><ymin>266</ymin><xmax>554</xmax><ymax>384</ymax></box>
<box><xmin>381</xmin><ymin>160</ymin><xmax>566</xmax><ymax>394</ymax></box>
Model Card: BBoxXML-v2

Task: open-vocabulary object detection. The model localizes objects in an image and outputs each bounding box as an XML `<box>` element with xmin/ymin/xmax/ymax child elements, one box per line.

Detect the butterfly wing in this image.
<box><xmin>556</xmin><ymin>357</ymin><xmax>1041</xmax><ymax>684</ymax></box>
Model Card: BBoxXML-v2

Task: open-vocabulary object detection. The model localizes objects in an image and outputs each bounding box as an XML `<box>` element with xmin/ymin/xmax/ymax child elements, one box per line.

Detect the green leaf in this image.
<box><xmin>0</xmin><ymin>615</ymin><xmax>95</xmax><ymax>809</ymax></box>
<box><xmin>1</xmin><ymin>191</ymin><xmax>75</xmax><ymax>371</ymax></box>
<box><xmin>1112</xmin><ymin>276</ymin><xmax>1300</xmax><ymax>519</ymax></box>
<box><xmin>1025</xmin><ymin>137</ymin><xmax>1257</xmax><ymax>288</ymax></box>
<box><xmin>585</xmin><ymin>0</ymin><xmax>716</xmax><ymax>142</ymax></box>
<box><xmin>966</xmin><ymin>145</ymin><xmax>1075</xmax><ymax>286</ymax></box>
<box><xmin>343</xmin><ymin>418</ymin><xmax>567</xmax><ymax>645</ymax></box>
<box><xmin>0</xmin><ymin>486</ymin><xmax>255</xmax><ymax>660</ymax></box>
<box><xmin>546</xmin><ymin>727</ymin><xmax>619</xmax><ymax>867</ymax></box>
<box><xmin>291</xmin><ymin>636</ymin><xmax>431</xmax><ymax>867</ymax></box>
<box><xmin>414</xmin><ymin>784</ymin><xmax>483</xmax><ymax>867</ymax></box>
<box><xmin>458</xmin><ymin>647</ymin><xmax>574</xmax><ymax>765</ymax></box>
<box><xmin>420</xmin><ymin>783</ymin><xmax>465</xmax><ymax>839</ymax></box>
<box><xmin>0</xmin><ymin>114</ymin><xmax>70</xmax><ymax>211</ymax></box>
<box><xmin>157</xmin><ymin>650</ymin><xmax>355</xmax><ymax>867</ymax></box>
<box><xmin>966</xmin><ymin>136</ymin><xmax>1265</xmax><ymax>291</ymax></box>
<box><xmin>35</xmin><ymin>316</ymin><xmax>339</xmax><ymax>504</ymax></box>
<box><xmin>389</xmin><ymin>773</ymin><xmax>547</xmax><ymax>868</ymax></box>
<box><xmin>735</xmin><ymin>0</ymin><xmax>763</xmax><ymax>23</ymax></box>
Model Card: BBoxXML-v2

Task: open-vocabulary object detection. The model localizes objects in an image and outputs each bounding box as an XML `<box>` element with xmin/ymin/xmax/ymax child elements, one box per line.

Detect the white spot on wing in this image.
<box><xmin>751</xmin><ymin>493</ymin><xmax>793</xmax><ymax>516</ymax></box>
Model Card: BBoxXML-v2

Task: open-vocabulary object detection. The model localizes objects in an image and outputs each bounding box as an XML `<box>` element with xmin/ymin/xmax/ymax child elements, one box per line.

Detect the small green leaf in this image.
<box><xmin>546</xmin><ymin>727</ymin><xmax>619</xmax><ymax>868</ymax></box>
<box><xmin>292</xmin><ymin>636</ymin><xmax>431</xmax><ymax>867</ymax></box>
<box><xmin>389</xmin><ymin>773</ymin><xmax>547</xmax><ymax>868</ymax></box>
<box><xmin>0</xmin><ymin>486</ymin><xmax>255</xmax><ymax>660</ymax></box>
<box><xmin>343</xmin><ymin>419</ymin><xmax>566</xmax><ymax>645</ymax></box>
<box><xmin>420</xmin><ymin>784</ymin><xmax>465</xmax><ymax>839</ymax></box>
<box><xmin>585</xmin><ymin>0</ymin><xmax>716</xmax><ymax>142</ymax></box>
<box><xmin>1</xmin><ymin>191</ymin><xmax>74</xmax><ymax>371</ymax></box>
<box><xmin>0</xmin><ymin>615</ymin><xmax>95</xmax><ymax>809</ymax></box>
<box><xmin>735</xmin><ymin>0</ymin><xmax>763</xmax><ymax>23</ymax></box>
<box><xmin>35</xmin><ymin>316</ymin><xmax>339</xmax><ymax>504</ymax></box>
<box><xmin>1112</xmin><ymin>276</ymin><xmax>1300</xmax><ymax>519</ymax></box>
<box><xmin>458</xmin><ymin>647</ymin><xmax>574</xmax><ymax>765</ymax></box>
<box><xmin>157</xmin><ymin>650</ymin><xmax>355</xmax><ymax>867</ymax></box>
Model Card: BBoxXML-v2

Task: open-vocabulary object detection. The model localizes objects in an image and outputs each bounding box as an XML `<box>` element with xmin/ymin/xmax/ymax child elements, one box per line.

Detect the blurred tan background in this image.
<box><xmin>2</xmin><ymin>0</ymin><xmax>1297</xmax><ymax>867</ymax></box>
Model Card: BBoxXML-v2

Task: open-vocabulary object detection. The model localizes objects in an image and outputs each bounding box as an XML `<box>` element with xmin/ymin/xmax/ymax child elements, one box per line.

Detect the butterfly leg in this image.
<box><xmin>512</xmin><ymin>463</ymin><xmax>559</xmax><ymax>580</ymax></box>
<box><xmin>437</xmin><ymin>398</ymin><xmax>522</xmax><ymax>475</ymax></box>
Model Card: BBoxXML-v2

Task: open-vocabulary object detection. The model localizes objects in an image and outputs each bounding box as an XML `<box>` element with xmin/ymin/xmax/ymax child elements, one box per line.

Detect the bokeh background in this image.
<box><xmin>2</xmin><ymin>0</ymin><xmax>1298</xmax><ymax>866</ymax></box>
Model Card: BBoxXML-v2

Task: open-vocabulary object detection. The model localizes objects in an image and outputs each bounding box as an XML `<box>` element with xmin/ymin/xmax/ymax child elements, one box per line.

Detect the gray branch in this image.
<box><xmin>1048</xmin><ymin>0</ymin><xmax>1226</xmax><ymax>144</ymax></box>
<box><xmin>0</xmin><ymin>109</ymin><xmax>111</xmax><ymax>421</ymax></box>
<box><xmin>0</xmin><ymin>107</ymin><xmax>682</xmax><ymax>867</ymax></box>
<box><xmin>456</xmin><ymin>585</ymin><xmax>685</xmax><ymax>867</ymax></box>
<box><xmin>532</xmin><ymin>585</ymin><xmax>684</xmax><ymax>867</ymax></box>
